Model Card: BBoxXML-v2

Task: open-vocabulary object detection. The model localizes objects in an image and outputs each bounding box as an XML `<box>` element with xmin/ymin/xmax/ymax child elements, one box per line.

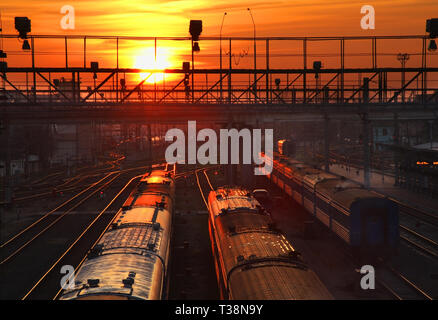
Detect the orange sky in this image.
<box><xmin>0</xmin><ymin>0</ymin><xmax>435</xmax><ymax>37</ymax></box>
<box><xmin>0</xmin><ymin>1</ymin><xmax>436</xmax><ymax>87</ymax></box>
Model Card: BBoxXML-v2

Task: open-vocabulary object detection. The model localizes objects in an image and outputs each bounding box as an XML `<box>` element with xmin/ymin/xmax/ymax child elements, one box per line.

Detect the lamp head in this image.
<box><xmin>428</xmin><ymin>39</ymin><xmax>437</xmax><ymax>52</ymax></box>
<box><xmin>22</xmin><ymin>40</ymin><xmax>31</xmax><ymax>50</ymax></box>
<box><xmin>192</xmin><ymin>41</ymin><xmax>200</xmax><ymax>52</ymax></box>
<box><xmin>189</xmin><ymin>20</ymin><xmax>203</xmax><ymax>41</ymax></box>
<box><xmin>15</xmin><ymin>17</ymin><xmax>31</xmax><ymax>39</ymax></box>
<box><xmin>313</xmin><ymin>61</ymin><xmax>322</xmax><ymax>70</ymax></box>
<box><xmin>426</xmin><ymin>18</ymin><xmax>438</xmax><ymax>38</ymax></box>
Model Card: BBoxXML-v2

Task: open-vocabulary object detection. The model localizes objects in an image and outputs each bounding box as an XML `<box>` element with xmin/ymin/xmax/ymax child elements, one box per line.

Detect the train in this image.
<box><xmin>59</xmin><ymin>169</ymin><xmax>175</xmax><ymax>300</ymax></box>
<box><xmin>277</xmin><ymin>139</ymin><xmax>296</xmax><ymax>157</ymax></box>
<box><xmin>207</xmin><ymin>186</ymin><xmax>333</xmax><ymax>300</ymax></box>
<box><xmin>260</xmin><ymin>152</ymin><xmax>399</xmax><ymax>255</ymax></box>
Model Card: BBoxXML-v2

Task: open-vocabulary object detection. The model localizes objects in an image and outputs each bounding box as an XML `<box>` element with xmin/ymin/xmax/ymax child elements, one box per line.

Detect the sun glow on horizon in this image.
<box><xmin>133</xmin><ymin>47</ymin><xmax>174</xmax><ymax>83</ymax></box>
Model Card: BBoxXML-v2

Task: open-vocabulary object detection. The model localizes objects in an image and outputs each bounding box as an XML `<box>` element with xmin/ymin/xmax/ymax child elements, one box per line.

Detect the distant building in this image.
<box><xmin>50</xmin><ymin>124</ymin><xmax>94</xmax><ymax>166</ymax></box>
<box><xmin>381</xmin><ymin>143</ymin><xmax>438</xmax><ymax>197</ymax></box>
<box><xmin>0</xmin><ymin>155</ymin><xmax>40</xmax><ymax>177</ymax></box>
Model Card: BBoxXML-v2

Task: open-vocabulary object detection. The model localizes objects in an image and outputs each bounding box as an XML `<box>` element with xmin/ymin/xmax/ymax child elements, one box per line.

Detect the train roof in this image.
<box><xmin>230</xmin><ymin>265</ymin><xmax>333</xmax><ymax>300</ymax></box>
<box><xmin>140</xmin><ymin>174</ymin><xmax>174</xmax><ymax>185</ymax></box>
<box><xmin>150</xmin><ymin>170</ymin><xmax>172</xmax><ymax>177</ymax></box>
<box><xmin>208</xmin><ymin>187</ymin><xmax>262</xmax><ymax>216</ymax></box>
<box><xmin>140</xmin><ymin>170</ymin><xmax>173</xmax><ymax>181</ymax></box>
<box><xmin>60</xmin><ymin>187</ymin><xmax>173</xmax><ymax>300</ymax></box>
<box><xmin>59</xmin><ymin>223</ymin><xmax>165</xmax><ymax>300</ymax></box>
<box><xmin>316</xmin><ymin>179</ymin><xmax>389</xmax><ymax>210</ymax></box>
<box><xmin>212</xmin><ymin>207</ymin><xmax>333</xmax><ymax>299</ymax></box>
<box><xmin>303</xmin><ymin>172</ymin><xmax>339</xmax><ymax>187</ymax></box>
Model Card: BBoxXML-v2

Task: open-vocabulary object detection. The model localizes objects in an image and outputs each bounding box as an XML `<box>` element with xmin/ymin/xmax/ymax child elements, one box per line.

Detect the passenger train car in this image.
<box><xmin>261</xmin><ymin>153</ymin><xmax>399</xmax><ymax>255</ymax></box>
<box><xmin>59</xmin><ymin>169</ymin><xmax>175</xmax><ymax>300</ymax></box>
<box><xmin>207</xmin><ymin>187</ymin><xmax>333</xmax><ymax>300</ymax></box>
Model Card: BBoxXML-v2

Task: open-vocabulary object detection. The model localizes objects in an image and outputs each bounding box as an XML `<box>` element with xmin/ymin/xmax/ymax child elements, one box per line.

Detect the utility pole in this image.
<box><xmin>219</xmin><ymin>12</ymin><xmax>227</xmax><ymax>103</ymax></box>
<box><xmin>248</xmin><ymin>8</ymin><xmax>257</xmax><ymax>100</ymax></box>
<box><xmin>362</xmin><ymin>78</ymin><xmax>371</xmax><ymax>188</ymax></box>
<box><xmin>397</xmin><ymin>53</ymin><xmax>410</xmax><ymax>103</ymax></box>
<box><xmin>324</xmin><ymin>115</ymin><xmax>330</xmax><ymax>172</ymax></box>
<box><xmin>4</xmin><ymin>119</ymin><xmax>12</xmax><ymax>204</ymax></box>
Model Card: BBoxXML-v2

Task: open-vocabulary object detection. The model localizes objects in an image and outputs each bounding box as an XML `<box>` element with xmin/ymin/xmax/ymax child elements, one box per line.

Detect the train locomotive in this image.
<box><xmin>59</xmin><ymin>169</ymin><xmax>175</xmax><ymax>300</ymax></box>
<box><xmin>207</xmin><ymin>187</ymin><xmax>333</xmax><ymax>300</ymax></box>
<box><xmin>262</xmin><ymin>153</ymin><xmax>399</xmax><ymax>255</ymax></box>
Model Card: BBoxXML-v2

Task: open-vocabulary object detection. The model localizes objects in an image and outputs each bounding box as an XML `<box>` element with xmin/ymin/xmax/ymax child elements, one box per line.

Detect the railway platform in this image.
<box><xmin>328</xmin><ymin>164</ymin><xmax>438</xmax><ymax>216</ymax></box>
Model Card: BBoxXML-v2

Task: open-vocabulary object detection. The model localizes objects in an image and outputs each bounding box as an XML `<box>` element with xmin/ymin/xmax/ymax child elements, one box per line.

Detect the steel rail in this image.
<box><xmin>0</xmin><ymin>172</ymin><xmax>116</xmax><ymax>248</ymax></box>
<box><xmin>23</xmin><ymin>174</ymin><xmax>143</xmax><ymax>300</ymax></box>
<box><xmin>0</xmin><ymin>173</ymin><xmax>120</xmax><ymax>265</ymax></box>
<box><xmin>195</xmin><ymin>169</ymin><xmax>209</xmax><ymax>209</ymax></box>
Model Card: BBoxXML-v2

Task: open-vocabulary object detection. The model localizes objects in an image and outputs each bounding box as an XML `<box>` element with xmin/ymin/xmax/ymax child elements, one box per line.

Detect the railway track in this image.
<box><xmin>393</xmin><ymin>200</ymin><xmax>438</xmax><ymax>260</ymax></box>
<box><xmin>22</xmin><ymin>174</ymin><xmax>142</xmax><ymax>300</ymax></box>
<box><xmin>398</xmin><ymin>201</ymin><xmax>438</xmax><ymax>228</ymax></box>
<box><xmin>195</xmin><ymin>168</ymin><xmax>215</xmax><ymax>209</ymax></box>
<box><xmin>1</xmin><ymin>160</ymin><xmax>160</xmax><ymax>205</ymax></box>
<box><xmin>0</xmin><ymin>172</ymin><xmax>120</xmax><ymax>265</ymax></box>
<box><xmin>1</xmin><ymin>163</ymin><xmax>163</xmax><ymax>246</ymax></box>
<box><xmin>317</xmin><ymin>158</ymin><xmax>438</xmax><ymax>261</ymax></box>
<box><xmin>377</xmin><ymin>265</ymin><xmax>433</xmax><ymax>300</ymax></box>
<box><xmin>0</xmin><ymin>157</ymin><xmax>125</xmax><ymax>203</ymax></box>
<box><xmin>399</xmin><ymin>225</ymin><xmax>438</xmax><ymax>259</ymax></box>
<box><xmin>0</xmin><ymin>161</ymin><xmax>169</xmax><ymax>299</ymax></box>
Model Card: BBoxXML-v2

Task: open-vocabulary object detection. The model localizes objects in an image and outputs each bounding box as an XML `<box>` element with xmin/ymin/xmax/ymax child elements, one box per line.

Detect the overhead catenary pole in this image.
<box><xmin>362</xmin><ymin>77</ymin><xmax>370</xmax><ymax>188</ymax></box>
<box><xmin>228</xmin><ymin>38</ymin><xmax>232</xmax><ymax>104</ymax></box>
<box><xmin>324</xmin><ymin>114</ymin><xmax>330</xmax><ymax>172</ymax></box>
<box><xmin>191</xmin><ymin>38</ymin><xmax>194</xmax><ymax>103</ymax></box>
<box><xmin>248</xmin><ymin>8</ymin><xmax>257</xmax><ymax>99</ymax></box>
<box><xmin>220</xmin><ymin>12</ymin><xmax>227</xmax><ymax>103</ymax></box>
<box><xmin>31</xmin><ymin>37</ymin><xmax>36</xmax><ymax>103</ymax></box>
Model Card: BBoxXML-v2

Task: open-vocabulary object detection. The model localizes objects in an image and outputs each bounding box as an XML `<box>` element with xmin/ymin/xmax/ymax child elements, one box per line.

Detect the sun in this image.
<box><xmin>133</xmin><ymin>47</ymin><xmax>172</xmax><ymax>83</ymax></box>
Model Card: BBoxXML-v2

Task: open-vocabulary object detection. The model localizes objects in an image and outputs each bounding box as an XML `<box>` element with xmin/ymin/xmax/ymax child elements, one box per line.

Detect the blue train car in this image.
<box><xmin>265</xmin><ymin>153</ymin><xmax>399</xmax><ymax>254</ymax></box>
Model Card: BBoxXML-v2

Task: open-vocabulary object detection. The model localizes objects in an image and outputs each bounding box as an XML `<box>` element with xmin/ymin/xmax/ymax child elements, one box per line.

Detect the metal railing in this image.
<box><xmin>0</xmin><ymin>34</ymin><xmax>437</xmax><ymax>105</ymax></box>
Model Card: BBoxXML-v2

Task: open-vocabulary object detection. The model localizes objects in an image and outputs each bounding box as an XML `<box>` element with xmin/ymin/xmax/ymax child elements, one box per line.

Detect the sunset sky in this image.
<box><xmin>1</xmin><ymin>0</ymin><xmax>436</xmax><ymax>37</ymax></box>
<box><xmin>0</xmin><ymin>1</ymin><xmax>436</xmax><ymax>86</ymax></box>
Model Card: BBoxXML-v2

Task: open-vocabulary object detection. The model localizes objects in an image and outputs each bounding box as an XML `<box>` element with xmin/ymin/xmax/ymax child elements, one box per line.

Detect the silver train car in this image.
<box><xmin>59</xmin><ymin>169</ymin><xmax>175</xmax><ymax>300</ymax></box>
<box><xmin>207</xmin><ymin>187</ymin><xmax>333</xmax><ymax>300</ymax></box>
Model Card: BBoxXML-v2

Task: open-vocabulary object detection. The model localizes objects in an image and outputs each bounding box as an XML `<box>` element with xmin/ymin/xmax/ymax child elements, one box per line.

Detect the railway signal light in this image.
<box><xmin>426</xmin><ymin>18</ymin><xmax>438</xmax><ymax>52</ymax></box>
<box><xmin>189</xmin><ymin>20</ymin><xmax>202</xmax><ymax>52</ymax></box>
<box><xmin>14</xmin><ymin>17</ymin><xmax>31</xmax><ymax>50</ymax></box>
<box><xmin>0</xmin><ymin>61</ymin><xmax>7</xmax><ymax>72</ymax></box>
<box><xmin>120</xmin><ymin>78</ymin><xmax>126</xmax><ymax>91</ymax></box>
<box><xmin>313</xmin><ymin>61</ymin><xmax>322</xmax><ymax>79</ymax></box>
<box><xmin>189</xmin><ymin>20</ymin><xmax>202</xmax><ymax>41</ymax></box>
<box><xmin>182</xmin><ymin>61</ymin><xmax>190</xmax><ymax>74</ymax></box>
<box><xmin>426</xmin><ymin>18</ymin><xmax>438</xmax><ymax>38</ymax></box>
